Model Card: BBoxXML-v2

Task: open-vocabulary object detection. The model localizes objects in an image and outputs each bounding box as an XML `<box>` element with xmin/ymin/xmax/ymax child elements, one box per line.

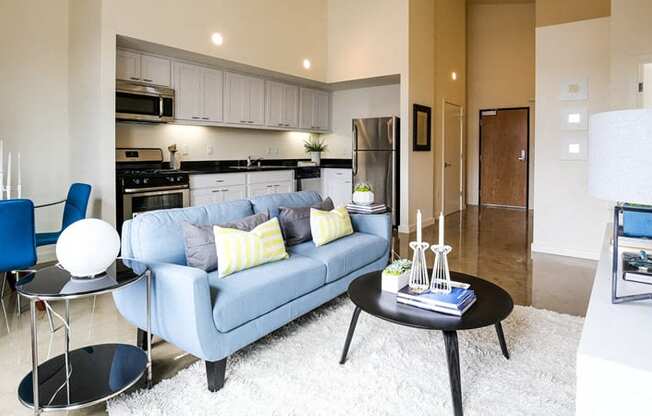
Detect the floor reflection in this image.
<box><xmin>396</xmin><ymin>206</ymin><xmax>596</xmax><ymax>316</ymax></box>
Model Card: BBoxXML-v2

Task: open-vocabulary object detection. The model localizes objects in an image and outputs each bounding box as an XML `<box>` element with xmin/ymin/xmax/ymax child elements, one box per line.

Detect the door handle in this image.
<box><xmin>444</xmin><ymin>162</ymin><xmax>452</xmax><ymax>168</ymax></box>
<box><xmin>517</xmin><ymin>150</ymin><xmax>527</xmax><ymax>161</ymax></box>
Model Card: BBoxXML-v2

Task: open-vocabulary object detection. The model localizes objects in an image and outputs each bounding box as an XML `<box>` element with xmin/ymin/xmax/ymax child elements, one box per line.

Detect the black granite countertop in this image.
<box><xmin>179</xmin><ymin>158</ymin><xmax>351</xmax><ymax>174</ymax></box>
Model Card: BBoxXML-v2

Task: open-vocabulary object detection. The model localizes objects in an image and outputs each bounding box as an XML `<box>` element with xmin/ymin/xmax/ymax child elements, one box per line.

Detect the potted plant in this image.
<box><xmin>304</xmin><ymin>135</ymin><xmax>327</xmax><ymax>165</ymax></box>
<box><xmin>381</xmin><ymin>259</ymin><xmax>413</xmax><ymax>293</ymax></box>
<box><xmin>353</xmin><ymin>182</ymin><xmax>375</xmax><ymax>205</ymax></box>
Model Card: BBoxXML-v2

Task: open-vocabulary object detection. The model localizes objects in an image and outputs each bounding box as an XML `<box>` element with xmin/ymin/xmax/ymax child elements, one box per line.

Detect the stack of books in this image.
<box><xmin>346</xmin><ymin>202</ymin><xmax>387</xmax><ymax>214</ymax></box>
<box><xmin>397</xmin><ymin>285</ymin><xmax>476</xmax><ymax>316</ymax></box>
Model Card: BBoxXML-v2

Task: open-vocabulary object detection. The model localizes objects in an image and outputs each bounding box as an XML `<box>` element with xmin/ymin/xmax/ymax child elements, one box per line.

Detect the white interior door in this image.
<box><xmin>443</xmin><ymin>102</ymin><xmax>463</xmax><ymax>216</ymax></box>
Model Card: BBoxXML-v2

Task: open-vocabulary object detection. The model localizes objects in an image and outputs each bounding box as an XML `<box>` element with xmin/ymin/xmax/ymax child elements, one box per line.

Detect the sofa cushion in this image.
<box><xmin>209</xmin><ymin>254</ymin><xmax>326</xmax><ymax>332</ymax></box>
<box><xmin>251</xmin><ymin>191</ymin><xmax>322</xmax><ymax>215</ymax></box>
<box><xmin>288</xmin><ymin>232</ymin><xmax>388</xmax><ymax>283</ymax></box>
<box><xmin>278</xmin><ymin>197</ymin><xmax>334</xmax><ymax>246</ymax></box>
<box><xmin>181</xmin><ymin>212</ymin><xmax>269</xmax><ymax>272</ymax></box>
<box><xmin>128</xmin><ymin>199</ymin><xmax>254</xmax><ymax>265</ymax></box>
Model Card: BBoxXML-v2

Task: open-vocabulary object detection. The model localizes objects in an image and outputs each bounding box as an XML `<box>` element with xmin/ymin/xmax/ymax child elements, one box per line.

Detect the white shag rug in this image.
<box><xmin>108</xmin><ymin>297</ymin><xmax>583</xmax><ymax>416</ymax></box>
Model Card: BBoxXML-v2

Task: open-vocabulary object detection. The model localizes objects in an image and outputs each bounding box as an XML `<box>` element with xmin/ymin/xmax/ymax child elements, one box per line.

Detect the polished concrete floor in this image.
<box><xmin>0</xmin><ymin>206</ymin><xmax>596</xmax><ymax>415</ymax></box>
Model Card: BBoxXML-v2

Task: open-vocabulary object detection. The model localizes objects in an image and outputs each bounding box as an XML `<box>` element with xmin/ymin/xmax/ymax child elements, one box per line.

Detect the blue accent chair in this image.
<box><xmin>113</xmin><ymin>191</ymin><xmax>391</xmax><ymax>392</ymax></box>
<box><xmin>35</xmin><ymin>183</ymin><xmax>91</xmax><ymax>247</ymax></box>
<box><xmin>0</xmin><ymin>199</ymin><xmax>37</xmax><ymax>316</ymax></box>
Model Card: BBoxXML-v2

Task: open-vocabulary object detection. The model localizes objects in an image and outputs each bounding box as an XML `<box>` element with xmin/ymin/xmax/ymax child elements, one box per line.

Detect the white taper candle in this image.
<box><xmin>17</xmin><ymin>152</ymin><xmax>21</xmax><ymax>198</ymax></box>
<box><xmin>6</xmin><ymin>152</ymin><xmax>11</xmax><ymax>199</ymax></box>
<box><xmin>438</xmin><ymin>212</ymin><xmax>444</xmax><ymax>246</ymax></box>
<box><xmin>416</xmin><ymin>209</ymin><xmax>422</xmax><ymax>243</ymax></box>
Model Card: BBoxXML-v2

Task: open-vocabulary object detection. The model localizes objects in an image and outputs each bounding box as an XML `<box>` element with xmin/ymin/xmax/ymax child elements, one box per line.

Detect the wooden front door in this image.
<box><xmin>480</xmin><ymin>108</ymin><xmax>528</xmax><ymax>208</ymax></box>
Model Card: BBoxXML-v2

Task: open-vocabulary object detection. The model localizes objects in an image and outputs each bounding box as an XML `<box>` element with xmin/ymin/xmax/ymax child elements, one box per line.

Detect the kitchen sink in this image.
<box><xmin>230</xmin><ymin>165</ymin><xmax>288</xmax><ymax>170</ymax></box>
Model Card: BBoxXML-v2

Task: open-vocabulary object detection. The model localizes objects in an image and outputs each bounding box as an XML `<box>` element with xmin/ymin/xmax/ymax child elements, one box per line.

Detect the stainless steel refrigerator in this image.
<box><xmin>352</xmin><ymin>116</ymin><xmax>400</xmax><ymax>226</ymax></box>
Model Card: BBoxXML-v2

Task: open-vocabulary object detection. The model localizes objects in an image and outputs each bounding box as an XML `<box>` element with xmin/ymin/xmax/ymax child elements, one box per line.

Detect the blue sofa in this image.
<box><xmin>113</xmin><ymin>191</ymin><xmax>391</xmax><ymax>391</ymax></box>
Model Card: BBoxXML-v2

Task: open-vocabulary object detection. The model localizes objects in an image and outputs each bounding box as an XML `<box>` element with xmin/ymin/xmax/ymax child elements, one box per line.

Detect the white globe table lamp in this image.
<box><xmin>56</xmin><ymin>219</ymin><xmax>121</xmax><ymax>279</ymax></box>
<box><xmin>588</xmin><ymin>108</ymin><xmax>652</xmax><ymax>303</ymax></box>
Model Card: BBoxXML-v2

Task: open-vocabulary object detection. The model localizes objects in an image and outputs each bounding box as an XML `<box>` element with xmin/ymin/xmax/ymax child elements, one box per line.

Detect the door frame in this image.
<box><xmin>440</xmin><ymin>100</ymin><xmax>465</xmax><ymax>214</ymax></box>
<box><xmin>478</xmin><ymin>106</ymin><xmax>530</xmax><ymax>209</ymax></box>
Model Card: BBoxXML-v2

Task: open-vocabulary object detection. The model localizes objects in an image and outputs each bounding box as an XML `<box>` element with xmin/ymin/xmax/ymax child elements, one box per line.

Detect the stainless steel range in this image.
<box><xmin>116</xmin><ymin>148</ymin><xmax>189</xmax><ymax>229</ymax></box>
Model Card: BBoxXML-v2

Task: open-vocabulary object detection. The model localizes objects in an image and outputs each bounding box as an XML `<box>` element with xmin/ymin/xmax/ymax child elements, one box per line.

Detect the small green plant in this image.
<box><xmin>304</xmin><ymin>135</ymin><xmax>327</xmax><ymax>153</ymax></box>
<box><xmin>354</xmin><ymin>182</ymin><xmax>373</xmax><ymax>193</ymax></box>
<box><xmin>383</xmin><ymin>259</ymin><xmax>412</xmax><ymax>276</ymax></box>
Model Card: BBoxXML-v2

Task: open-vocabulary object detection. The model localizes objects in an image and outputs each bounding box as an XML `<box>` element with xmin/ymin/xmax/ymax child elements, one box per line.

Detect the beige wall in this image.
<box><xmin>609</xmin><ymin>0</ymin><xmax>652</xmax><ymax>110</ymax></box>
<box><xmin>433</xmin><ymin>0</ymin><xmax>466</xmax><ymax>213</ymax></box>
<box><xmin>323</xmin><ymin>84</ymin><xmax>401</xmax><ymax>158</ymax></box>
<box><xmin>532</xmin><ymin>17</ymin><xmax>611</xmax><ymax>260</ymax></box>
<box><xmin>466</xmin><ymin>2</ymin><xmax>535</xmax><ymax>207</ymax></box>
<box><xmin>107</xmin><ymin>0</ymin><xmax>328</xmax><ymax>82</ymax></box>
<box><xmin>536</xmin><ymin>0</ymin><xmax>610</xmax><ymax>27</ymax></box>
<box><xmin>0</xmin><ymin>0</ymin><xmax>72</xmax><ymax>260</ymax></box>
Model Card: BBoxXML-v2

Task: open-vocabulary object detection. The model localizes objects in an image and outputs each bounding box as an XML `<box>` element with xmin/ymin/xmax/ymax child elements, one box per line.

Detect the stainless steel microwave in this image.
<box><xmin>116</xmin><ymin>80</ymin><xmax>174</xmax><ymax>123</ymax></box>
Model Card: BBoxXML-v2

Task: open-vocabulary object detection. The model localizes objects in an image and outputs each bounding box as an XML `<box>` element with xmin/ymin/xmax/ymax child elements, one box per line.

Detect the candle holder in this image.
<box><xmin>430</xmin><ymin>243</ymin><xmax>452</xmax><ymax>293</ymax></box>
<box><xmin>408</xmin><ymin>241</ymin><xmax>430</xmax><ymax>293</ymax></box>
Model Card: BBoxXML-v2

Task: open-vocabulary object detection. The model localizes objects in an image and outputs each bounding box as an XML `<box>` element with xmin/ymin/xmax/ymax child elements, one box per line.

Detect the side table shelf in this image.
<box><xmin>15</xmin><ymin>259</ymin><xmax>151</xmax><ymax>415</ymax></box>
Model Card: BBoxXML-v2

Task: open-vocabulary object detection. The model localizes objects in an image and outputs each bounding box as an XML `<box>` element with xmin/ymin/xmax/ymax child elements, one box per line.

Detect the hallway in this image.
<box><xmin>397</xmin><ymin>206</ymin><xmax>596</xmax><ymax>316</ymax></box>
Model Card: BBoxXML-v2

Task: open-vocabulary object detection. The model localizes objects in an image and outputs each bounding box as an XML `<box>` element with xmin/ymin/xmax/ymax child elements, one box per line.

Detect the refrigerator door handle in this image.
<box><xmin>353</xmin><ymin>151</ymin><xmax>358</xmax><ymax>176</ymax></box>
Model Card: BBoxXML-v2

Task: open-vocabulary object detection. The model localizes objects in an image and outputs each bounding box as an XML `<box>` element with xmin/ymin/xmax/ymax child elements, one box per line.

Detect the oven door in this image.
<box><xmin>122</xmin><ymin>187</ymin><xmax>189</xmax><ymax>220</ymax></box>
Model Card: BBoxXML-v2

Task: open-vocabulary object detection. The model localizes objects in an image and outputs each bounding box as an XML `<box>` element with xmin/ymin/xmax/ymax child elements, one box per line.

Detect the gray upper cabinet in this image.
<box><xmin>224</xmin><ymin>72</ymin><xmax>265</xmax><ymax>126</ymax></box>
<box><xmin>299</xmin><ymin>88</ymin><xmax>330</xmax><ymax>132</ymax></box>
<box><xmin>117</xmin><ymin>49</ymin><xmax>170</xmax><ymax>87</ymax></box>
<box><xmin>265</xmin><ymin>81</ymin><xmax>299</xmax><ymax>128</ymax></box>
<box><xmin>174</xmin><ymin>62</ymin><xmax>223</xmax><ymax>122</ymax></box>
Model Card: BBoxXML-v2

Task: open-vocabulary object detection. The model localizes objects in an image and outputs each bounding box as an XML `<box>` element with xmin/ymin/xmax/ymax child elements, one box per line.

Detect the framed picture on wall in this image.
<box><xmin>413</xmin><ymin>104</ymin><xmax>432</xmax><ymax>151</ymax></box>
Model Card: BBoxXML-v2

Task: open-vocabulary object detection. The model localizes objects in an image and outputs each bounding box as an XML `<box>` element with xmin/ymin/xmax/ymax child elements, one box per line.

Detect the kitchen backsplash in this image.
<box><xmin>116</xmin><ymin>123</ymin><xmax>353</xmax><ymax>161</ymax></box>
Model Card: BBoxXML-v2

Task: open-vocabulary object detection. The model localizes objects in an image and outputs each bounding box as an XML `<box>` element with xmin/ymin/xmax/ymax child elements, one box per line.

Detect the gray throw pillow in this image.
<box><xmin>181</xmin><ymin>212</ymin><xmax>269</xmax><ymax>272</ymax></box>
<box><xmin>278</xmin><ymin>197</ymin><xmax>334</xmax><ymax>246</ymax></box>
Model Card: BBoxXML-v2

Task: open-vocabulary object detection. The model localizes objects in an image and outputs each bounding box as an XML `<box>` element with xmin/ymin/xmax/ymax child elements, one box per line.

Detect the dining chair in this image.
<box><xmin>35</xmin><ymin>183</ymin><xmax>91</xmax><ymax>247</ymax></box>
<box><xmin>0</xmin><ymin>199</ymin><xmax>38</xmax><ymax>324</ymax></box>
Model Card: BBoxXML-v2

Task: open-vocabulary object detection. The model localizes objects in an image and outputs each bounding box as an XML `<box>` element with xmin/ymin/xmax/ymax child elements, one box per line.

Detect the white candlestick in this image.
<box><xmin>438</xmin><ymin>212</ymin><xmax>444</xmax><ymax>246</ymax></box>
<box><xmin>6</xmin><ymin>152</ymin><xmax>11</xmax><ymax>199</ymax></box>
<box><xmin>17</xmin><ymin>152</ymin><xmax>21</xmax><ymax>198</ymax></box>
<box><xmin>416</xmin><ymin>209</ymin><xmax>422</xmax><ymax>243</ymax></box>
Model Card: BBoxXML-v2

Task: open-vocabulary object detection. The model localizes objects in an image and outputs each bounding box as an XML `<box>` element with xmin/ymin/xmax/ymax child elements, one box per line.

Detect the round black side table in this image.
<box><xmin>16</xmin><ymin>258</ymin><xmax>151</xmax><ymax>415</ymax></box>
<box><xmin>340</xmin><ymin>271</ymin><xmax>514</xmax><ymax>416</ymax></box>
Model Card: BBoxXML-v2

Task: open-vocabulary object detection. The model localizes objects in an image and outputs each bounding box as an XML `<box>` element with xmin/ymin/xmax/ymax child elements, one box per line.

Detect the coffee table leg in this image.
<box><xmin>495</xmin><ymin>322</ymin><xmax>510</xmax><ymax>359</ymax></box>
<box><xmin>443</xmin><ymin>330</ymin><xmax>463</xmax><ymax>416</ymax></box>
<box><xmin>339</xmin><ymin>306</ymin><xmax>361</xmax><ymax>364</ymax></box>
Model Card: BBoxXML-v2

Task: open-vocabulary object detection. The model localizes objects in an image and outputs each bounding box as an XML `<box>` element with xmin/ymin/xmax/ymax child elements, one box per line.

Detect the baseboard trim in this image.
<box><xmin>398</xmin><ymin>216</ymin><xmax>434</xmax><ymax>234</ymax></box>
<box><xmin>530</xmin><ymin>243</ymin><xmax>600</xmax><ymax>261</ymax></box>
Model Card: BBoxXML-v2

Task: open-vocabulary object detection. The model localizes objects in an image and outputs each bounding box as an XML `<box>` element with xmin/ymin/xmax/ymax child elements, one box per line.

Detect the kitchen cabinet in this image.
<box><xmin>265</xmin><ymin>81</ymin><xmax>299</xmax><ymax>128</ymax></box>
<box><xmin>189</xmin><ymin>173</ymin><xmax>246</xmax><ymax>206</ymax></box>
<box><xmin>174</xmin><ymin>63</ymin><xmax>223</xmax><ymax>122</ymax></box>
<box><xmin>299</xmin><ymin>88</ymin><xmax>330</xmax><ymax>132</ymax></box>
<box><xmin>117</xmin><ymin>50</ymin><xmax>171</xmax><ymax>87</ymax></box>
<box><xmin>321</xmin><ymin>168</ymin><xmax>352</xmax><ymax>208</ymax></box>
<box><xmin>246</xmin><ymin>170</ymin><xmax>294</xmax><ymax>198</ymax></box>
<box><xmin>224</xmin><ymin>72</ymin><xmax>265</xmax><ymax>126</ymax></box>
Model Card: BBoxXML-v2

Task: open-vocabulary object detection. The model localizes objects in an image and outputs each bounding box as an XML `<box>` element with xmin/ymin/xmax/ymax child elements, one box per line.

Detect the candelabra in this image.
<box><xmin>430</xmin><ymin>243</ymin><xmax>452</xmax><ymax>293</ymax></box>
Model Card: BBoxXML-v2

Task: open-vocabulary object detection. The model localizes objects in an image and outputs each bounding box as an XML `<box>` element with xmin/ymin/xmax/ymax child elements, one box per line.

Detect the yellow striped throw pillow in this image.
<box><xmin>213</xmin><ymin>217</ymin><xmax>288</xmax><ymax>277</ymax></box>
<box><xmin>310</xmin><ymin>207</ymin><xmax>354</xmax><ymax>247</ymax></box>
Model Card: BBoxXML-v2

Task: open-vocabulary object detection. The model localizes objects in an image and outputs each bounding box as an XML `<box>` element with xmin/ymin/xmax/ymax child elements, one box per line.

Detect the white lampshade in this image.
<box><xmin>588</xmin><ymin>109</ymin><xmax>652</xmax><ymax>205</ymax></box>
<box><xmin>56</xmin><ymin>219</ymin><xmax>121</xmax><ymax>278</ymax></box>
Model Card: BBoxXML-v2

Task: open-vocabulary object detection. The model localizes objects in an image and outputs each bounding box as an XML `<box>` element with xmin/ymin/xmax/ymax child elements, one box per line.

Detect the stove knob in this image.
<box><xmin>143</xmin><ymin>178</ymin><xmax>150</xmax><ymax>185</ymax></box>
<box><xmin>177</xmin><ymin>176</ymin><xmax>183</xmax><ymax>182</ymax></box>
<box><xmin>133</xmin><ymin>179</ymin><xmax>140</xmax><ymax>185</ymax></box>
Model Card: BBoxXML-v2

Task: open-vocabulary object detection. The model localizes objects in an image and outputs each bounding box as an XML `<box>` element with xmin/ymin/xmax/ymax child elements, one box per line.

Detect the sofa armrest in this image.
<box><xmin>350</xmin><ymin>213</ymin><xmax>392</xmax><ymax>242</ymax></box>
<box><xmin>112</xmin><ymin>260</ymin><xmax>221</xmax><ymax>361</ymax></box>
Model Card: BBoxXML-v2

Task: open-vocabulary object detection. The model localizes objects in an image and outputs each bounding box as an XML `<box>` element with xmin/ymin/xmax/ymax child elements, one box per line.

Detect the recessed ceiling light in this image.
<box><xmin>303</xmin><ymin>59</ymin><xmax>311</xmax><ymax>69</ymax></box>
<box><xmin>451</xmin><ymin>71</ymin><xmax>457</xmax><ymax>80</ymax></box>
<box><xmin>211</xmin><ymin>32</ymin><xmax>224</xmax><ymax>46</ymax></box>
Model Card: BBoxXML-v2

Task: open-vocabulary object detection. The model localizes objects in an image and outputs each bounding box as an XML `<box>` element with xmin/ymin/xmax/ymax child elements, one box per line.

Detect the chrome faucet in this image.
<box><xmin>247</xmin><ymin>155</ymin><xmax>263</xmax><ymax>167</ymax></box>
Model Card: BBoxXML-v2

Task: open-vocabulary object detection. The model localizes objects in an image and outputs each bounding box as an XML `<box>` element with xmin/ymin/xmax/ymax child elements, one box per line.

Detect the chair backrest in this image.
<box><xmin>62</xmin><ymin>183</ymin><xmax>91</xmax><ymax>231</ymax></box>
<box><xmin>0</xmin><ymin>199</ymin><xmax>36</xmax><ymax>271</ymax></box>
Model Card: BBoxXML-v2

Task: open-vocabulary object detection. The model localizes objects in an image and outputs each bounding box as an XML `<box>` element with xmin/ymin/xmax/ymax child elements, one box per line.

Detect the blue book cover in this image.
<box><xmin>398</xmin><ymin>286</ymin><xmax>475</xmax><ymax>308</ymax></box>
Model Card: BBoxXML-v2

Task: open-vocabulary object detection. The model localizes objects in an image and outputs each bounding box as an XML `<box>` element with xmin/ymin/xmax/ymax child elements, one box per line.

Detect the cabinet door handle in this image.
<box><xmin>143</xmin><ymin>78</ymin><xmax>153</xmax><ymax>82</ymax></box>
<box><xmin>192</xmin><ymin>116</ymin><xmax>200</xmax><ymax>120</ymax></box>
<box><xmin>240</xmin><ymin>120</ymin><xmax>248</xmax><ymax>123</ymax></box>
<box><xmin>278</xmin><ymin>123</ymin><xmax>284</xmax><ymax>126</ymax></box>
<box><xmin>215</xmin><ymin>180</ymin><xmax>224</xmax><ymax>183</ymax></box>
<box><xmin>201</xmin><ymin>117</ymin><xmax>209</xmax><ymax>120</ymax></box>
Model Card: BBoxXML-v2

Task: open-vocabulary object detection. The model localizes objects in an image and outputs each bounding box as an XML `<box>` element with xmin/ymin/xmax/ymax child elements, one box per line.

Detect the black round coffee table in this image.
<box><xmin>340</xmin><ymin>271</ymin><xmax>514</xmax><ymax>416</ymax></box>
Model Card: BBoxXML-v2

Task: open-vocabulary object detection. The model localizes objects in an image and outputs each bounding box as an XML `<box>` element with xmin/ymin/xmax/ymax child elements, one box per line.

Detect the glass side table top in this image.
<box><xmin>16</xmin><ymin>258</ymin><xmax>148</xmax><ymax>300</ymax></box>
